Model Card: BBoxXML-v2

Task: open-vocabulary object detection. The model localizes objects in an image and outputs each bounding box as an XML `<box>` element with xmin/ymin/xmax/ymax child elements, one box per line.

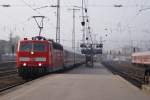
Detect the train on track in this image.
<box><xmin>132</xmin><ymin>51</ymin><xmax>150</xmax><ymax>65</ymax></box>
<box><xmin>16</xmin><ymin>36</ymin><xmax>85</xmax><ymax>78</ymax></box>
<box><xmin>132</xmin><ymin>51</ymin><xmax>150</xmax><ymax>83</ymax></box>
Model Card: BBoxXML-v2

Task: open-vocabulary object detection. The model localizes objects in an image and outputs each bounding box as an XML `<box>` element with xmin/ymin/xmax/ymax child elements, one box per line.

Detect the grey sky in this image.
<box><xmin>0</xmin><ymin>0</ymin><xmax>150</xmax><ymax>49</ymax></box>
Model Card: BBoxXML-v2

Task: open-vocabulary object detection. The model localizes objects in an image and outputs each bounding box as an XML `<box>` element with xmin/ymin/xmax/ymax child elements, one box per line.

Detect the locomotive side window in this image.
<box><xmin>33</xmin><ymin>43</ymin><xmax>46</xmax><ymax>52</ymax></box>
<box><xmin>20</xmin><ymin>42</ymin><xmax>32</xmax><ymax>51</ymax></box>
<box><xmin>53</xmin><ymin>42</ymin><xmax>63</xmax><ymax>50</ymax></box>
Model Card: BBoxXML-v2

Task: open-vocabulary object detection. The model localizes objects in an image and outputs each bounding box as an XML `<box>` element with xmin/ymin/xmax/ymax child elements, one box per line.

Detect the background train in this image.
<box><xmin>132</xmin><ymin>51</ymin><xmax>150</xmax><ymax>66</ymax></box>
<box><xmin>16</xmin><ymin>36</ymin><xmax>85</xmax><ymax>78</ymax></box>
<box><xmin>131</xmin><ymin>51</ymin><xmax>150</xmax><ymax>79</ymax></box>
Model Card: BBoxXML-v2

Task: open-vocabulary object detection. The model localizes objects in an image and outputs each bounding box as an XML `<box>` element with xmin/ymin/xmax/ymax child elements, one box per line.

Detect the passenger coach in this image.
<box><xmin>132</xmin><ymin>51</ymin><xmax>150</xmax><ymax>83</ymax></box>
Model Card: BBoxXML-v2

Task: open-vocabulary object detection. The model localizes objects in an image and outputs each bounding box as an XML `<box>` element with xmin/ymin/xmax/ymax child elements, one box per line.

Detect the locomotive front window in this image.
<box><xmin>20</xmin><ymin>42</ymin><xmax>32</xmax><ymax>51</ymax></box>
<box><xmin>33</xmin><ymin>43</ymin><xmax>46</xmax><ymax>52</ymax></box>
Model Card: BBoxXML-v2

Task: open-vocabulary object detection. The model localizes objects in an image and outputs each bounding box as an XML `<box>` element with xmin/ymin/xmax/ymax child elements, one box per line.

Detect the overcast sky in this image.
<box><xmin>0</xmin><ymin>0</ymin><xmax>150</xmax><ymax>49</ymax></box>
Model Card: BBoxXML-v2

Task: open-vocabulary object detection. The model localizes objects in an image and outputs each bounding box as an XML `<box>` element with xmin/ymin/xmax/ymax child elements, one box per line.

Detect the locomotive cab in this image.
<box><xmin>16</xmin><ymin>36</ymin><xmax>52</xmax><ymax>77</ymax></box>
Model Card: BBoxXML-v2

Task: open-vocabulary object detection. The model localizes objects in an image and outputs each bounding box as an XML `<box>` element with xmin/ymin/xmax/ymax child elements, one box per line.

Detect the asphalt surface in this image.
<box><xmin>0</xmin><ymin>62</ymin><xmax>150</xmax><ymax>100</ymax></box>
<box><xmin>67</xmin><ymin>63</ymin><xmax>112</xmax><ymax>75</ymax></box>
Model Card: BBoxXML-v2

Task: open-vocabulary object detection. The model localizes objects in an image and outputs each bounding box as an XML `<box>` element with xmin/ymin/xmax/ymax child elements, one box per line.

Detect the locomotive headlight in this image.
<box><xmin>23</xmin><ymin>63</ymin><xmax>27</xmax><ymax>66</ymax></box>
<box><xmin>31</xmin><ymin>51</ymin><xmax>34</xmax><ymax>55</ymax></box>
<box><xmin>19</xmin><ymin>57</ymin><xmax>30</xmax><ymax>61</ymax></box>
<box><xmin>38</xmin><ymin>63</ymin><xmax>42</xmax><ymax>66</ymax></box>
<box><xmin>35</xmin><ymin>57</ymin><xmax>46</xmax><ymax>62</ymax></box>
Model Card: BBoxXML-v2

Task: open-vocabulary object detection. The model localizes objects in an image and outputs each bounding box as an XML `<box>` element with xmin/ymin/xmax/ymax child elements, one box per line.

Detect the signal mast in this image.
<box><xmin>79</xmin><ymin>0</ymin><xmax>103</xmax><ymax>67</ymax></box>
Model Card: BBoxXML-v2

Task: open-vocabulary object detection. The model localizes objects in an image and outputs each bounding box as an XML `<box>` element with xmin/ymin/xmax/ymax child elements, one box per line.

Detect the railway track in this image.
<box><xmin>0</xmin><ymin>72</ymin><xmax>28</xmax><ymax>94</ymax></box>
<box><xmin>0</xmin><ymin>75</ymin><xmax>26</xmax><ymax>93</ymax></box>
<box><xmin>102</xmin><ymin>61</ymin><xmax>145</xmax><ymax>88</ymax></box>
<box><xmin>0</xmin><ymin>61</ymin><xmax>17</xmax><ymax>77</ymax></box>
<box><xmin>0</xmin><ymin>61</ymin><xmax>26</xmax><ymax>93</ymax></box>
<box><xmin>0</xmin><ymin>70</ymin><xmax>17</xmax><ymax>77</ymax></box>
<box><xmin>0</xmin><ymin>61</ymin><xmax>16</xmax><ymax>75</ymax></box>
<box><xmin>0</xmin><ymin>82</ymin><xmax>26</xmax><ymax>93</ymax></box>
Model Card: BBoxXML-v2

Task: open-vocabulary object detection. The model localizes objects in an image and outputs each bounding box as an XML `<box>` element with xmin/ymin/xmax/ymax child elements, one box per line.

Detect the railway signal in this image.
<box><xmin>81</xmin><ymin>43</ymin><xmax>103</xmax><ymax>55</ymax></box>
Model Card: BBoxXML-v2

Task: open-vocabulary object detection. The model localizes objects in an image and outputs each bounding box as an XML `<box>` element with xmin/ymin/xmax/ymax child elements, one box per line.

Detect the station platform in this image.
<box><xmin>0</xmin><ymin>63</ymin><xmax>150</xmax><ymax>100</ymax></box>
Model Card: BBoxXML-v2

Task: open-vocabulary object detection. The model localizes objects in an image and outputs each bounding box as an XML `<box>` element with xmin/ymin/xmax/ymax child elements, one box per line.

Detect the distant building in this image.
<box><xmin>0</xmin><ymin>36</ymin><xmax>19</xmax><ymax>61</ymax></box>
<box><xmin>121</xmin><ymin>46</ymin><xmax>140</xmax><ymax>56</ymax></box>
<box><xmin>0</xmin><ymin>35</ymin><xmax>19</xmax><ymax>60</ymax></box>
<box><xmin>0</xmin><ymin>40</ymin><xmax>10</xmax><ymax>54</ymax></box>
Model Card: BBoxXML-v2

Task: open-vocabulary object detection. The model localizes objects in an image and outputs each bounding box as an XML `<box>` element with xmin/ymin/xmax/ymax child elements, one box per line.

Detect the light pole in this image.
<box><xmin>68</xmin><ymin>8</ymin><xmax>80</xmax><ymax>65</ymax></box>
<box><xmin>56</xmin><ymin>0</ymin><xmax>60</xmax><ymax>43</ymax></box>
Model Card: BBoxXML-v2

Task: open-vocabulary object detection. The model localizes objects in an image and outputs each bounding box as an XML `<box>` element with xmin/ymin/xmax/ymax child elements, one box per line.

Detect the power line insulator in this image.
<box><xmin>2</xmin><ymin>4</ymin><xmax>11</xmax><ymax>7</ymax></box>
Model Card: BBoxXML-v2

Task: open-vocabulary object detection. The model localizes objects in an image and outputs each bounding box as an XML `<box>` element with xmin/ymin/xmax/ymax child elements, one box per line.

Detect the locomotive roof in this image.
<box><xmin>20</xmin><ymin>37</ymin><xmax>63</xmax><ymax>50</ymax></box>
<box><xmin>21</xmin><ymin>36</ymin><xmax>56</xmax><ymax>43</ymax></box>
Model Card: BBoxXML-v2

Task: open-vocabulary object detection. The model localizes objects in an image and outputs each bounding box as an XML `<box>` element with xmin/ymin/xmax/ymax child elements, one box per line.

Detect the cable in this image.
<box><xmin>63</xmin><ymin>0</ymin><xmax>69</xmax><ymax>7</ymax></box>
<box><xmin>20</xmin><ymin>0</ymin><xmax>57</xmax><ymax>29</ymax></box>
<box><xmin>66</xmin><ymin>0</ymin><xmax>73</xmax><ymax>6</ymax></box>
<box><xmin>19</xmin><ymin>0</ymin><xmax>42</xmax><ymax>15</ymax></box>
<box><xmin>51</xmin><ymin>0</ymin><xmax>55</xmax><ymax>4</ymax></box>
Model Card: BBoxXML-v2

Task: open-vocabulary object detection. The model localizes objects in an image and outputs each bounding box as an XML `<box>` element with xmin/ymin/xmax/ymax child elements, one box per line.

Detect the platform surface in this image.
<box><xmin>0</xmin><ymin>63</ymin><xmax>150</xmax><ymax>100</ymax></box>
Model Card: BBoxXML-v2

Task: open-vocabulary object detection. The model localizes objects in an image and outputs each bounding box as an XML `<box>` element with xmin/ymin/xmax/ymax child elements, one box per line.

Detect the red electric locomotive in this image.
<box><xmin>16</xmin><ymin>36</ymin><xmax>64</xmax><ymax>78</ymax></box>
<box><xmin>16</xmin><ymin>36</ymin><xmax>85</xmax><ymax>78</ymax></box>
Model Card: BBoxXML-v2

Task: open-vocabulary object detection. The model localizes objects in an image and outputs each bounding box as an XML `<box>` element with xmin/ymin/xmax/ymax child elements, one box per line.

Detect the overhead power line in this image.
<box><xmin>2</xmin><ymin>3</ymin><xmax>150</xmax><ymax>8</ymax></box>
<box><xmin>20</xmin><ymin>0</ymin><xmax>42</xmax><ymax>15</ymax></box>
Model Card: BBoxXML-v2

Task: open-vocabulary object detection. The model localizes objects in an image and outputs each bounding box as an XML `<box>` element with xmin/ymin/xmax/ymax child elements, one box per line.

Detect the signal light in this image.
<box><xmin>85</xmin><ymin>8</ymin><xmax>87</xmax><ymax>13</ymax></box>
<box><xmin>86</xmin><ymin>37</ymin><xmax>88</xmax><ymax>40</ymax></box>
<box><xmin>81</xmin><ymin>21</ymin><xmax>85</xmax><ymax>26</ymax></box>
<box><xmin>96</xmin><ymin>44</ymin><xmax>103</xmax><ymax>48</ymax></box>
